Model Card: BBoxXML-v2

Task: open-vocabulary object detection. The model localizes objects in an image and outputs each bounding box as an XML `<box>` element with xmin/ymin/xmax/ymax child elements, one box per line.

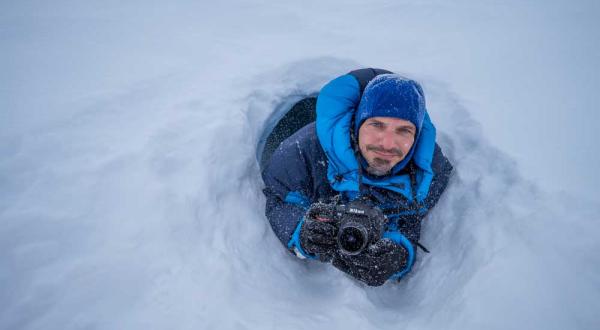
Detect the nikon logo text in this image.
<box><xmin>348</xmin><ymin>208</ymin><xmax>365</xmax><ymax>214</ymax></box>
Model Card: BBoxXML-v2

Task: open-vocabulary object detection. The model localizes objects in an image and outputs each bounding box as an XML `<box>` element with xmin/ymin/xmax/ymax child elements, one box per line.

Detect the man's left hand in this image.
<box><xmin>331</xmin><ymin>239</ymin><xmax>408</xmax><ymax>286</ymax></box>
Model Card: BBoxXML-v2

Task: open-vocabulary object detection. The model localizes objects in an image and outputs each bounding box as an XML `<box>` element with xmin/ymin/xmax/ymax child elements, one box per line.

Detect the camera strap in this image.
<box><xmin>409</xmin><ymin>162</ymin><xmax>430</xmax><ymax>254</ymax></box>
<box><xmin>408</xmin><ymin>162</ymin><xmax>422</xmax><ymax>211</ymax></box>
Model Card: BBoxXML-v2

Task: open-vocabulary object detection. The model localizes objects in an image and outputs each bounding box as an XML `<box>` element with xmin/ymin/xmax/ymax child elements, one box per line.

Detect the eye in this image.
<box><xmin>369</xmin><ymin>122</ymin><xmax>384</xmax><ymax>129</ymax></box>
<box><xmin>396</xmin><ymin>127</ymin><xmax>414</xmax><ymax>136</ymax></box>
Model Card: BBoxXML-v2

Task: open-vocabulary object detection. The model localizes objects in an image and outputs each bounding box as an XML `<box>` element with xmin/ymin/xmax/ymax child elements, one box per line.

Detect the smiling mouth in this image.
<box><xmin>372</xmin><ymin>150</ymin><xmax>398</xmax><ymax>158</ymax></box>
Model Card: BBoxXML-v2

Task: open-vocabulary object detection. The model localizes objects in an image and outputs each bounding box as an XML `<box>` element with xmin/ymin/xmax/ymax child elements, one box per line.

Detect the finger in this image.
<box><xmin>306</xmin><ymin>222</ymin><xmax>337</xmax><ymax>236</ymax></box>
<box><xmin>336</xmin><ymin>252</ymin><xmax>371</xmax><ymax>268</ymax></box>
<box><xmin>368</xmin><ymin>239</ymin><xmax>396</xmax><ymax>256</ymax></box>
<box><xmin>308</xmin><ymin>204</ymin><xmax>334</xmax><ymax>217</ymax></box>
<box><xmin>308</xmin><ymin>235</ymin><xmax>337</xmax><ymax>246</ymax></box>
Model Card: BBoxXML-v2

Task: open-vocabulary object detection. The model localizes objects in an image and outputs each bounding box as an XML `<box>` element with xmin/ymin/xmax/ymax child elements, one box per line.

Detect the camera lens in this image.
<box><xmin>338</xmin><ymin>225</ymin><xmax>368</xmax><ymax>255</ymax></box>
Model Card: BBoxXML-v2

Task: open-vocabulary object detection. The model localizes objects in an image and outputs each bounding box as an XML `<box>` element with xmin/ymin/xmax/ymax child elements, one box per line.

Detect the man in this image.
<box><xmin>261</xmin><ymin>68</ymin><xmax>453</xmax><ymax>286</ymax></box>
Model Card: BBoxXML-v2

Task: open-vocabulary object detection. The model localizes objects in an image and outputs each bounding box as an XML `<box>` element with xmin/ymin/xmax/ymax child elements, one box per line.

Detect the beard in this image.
<box><xmin>363</xmin><ymin>145</ymin><xmax>404</xmax><ymax>176</ymax></box>
<box><xmin>365</xmin><ymin>157</ymin><xmax>394</xmax><ymax>176</ymax></box>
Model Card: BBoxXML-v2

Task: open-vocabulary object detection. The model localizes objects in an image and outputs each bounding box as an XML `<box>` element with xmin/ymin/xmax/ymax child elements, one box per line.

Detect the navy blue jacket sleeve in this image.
<box><xmin>261</xmin><ymin>130</ymin><xmax>314</xmax><ymax>249</ymax></box>
<box><xmin>393</xmin><ymin>144</ymin><xmax>453</xmax><ymax>247</ymax></box>
<box><xmin>423</xmin><ymin>143</ymin><xmax>453</xmax><ymax>211</ymax></box>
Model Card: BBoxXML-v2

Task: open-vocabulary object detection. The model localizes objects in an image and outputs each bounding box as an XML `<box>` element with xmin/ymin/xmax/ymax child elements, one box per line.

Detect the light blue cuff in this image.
<box><xmin>383</xmin><ymin>231</ymin><xmax>416</xmax><ymax>280</ymax></box>
<box><xmin>287</xmin><ymin>216</ymin><xmax>317</xmax><ymax>260</ymax></box>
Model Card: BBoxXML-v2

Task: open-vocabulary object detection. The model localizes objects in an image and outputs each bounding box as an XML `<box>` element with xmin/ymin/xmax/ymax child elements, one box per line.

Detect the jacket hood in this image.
<box><xmin>316</xmin><ymin>74</ymin><xmax>436</xmax><ymax>202</ymax></box>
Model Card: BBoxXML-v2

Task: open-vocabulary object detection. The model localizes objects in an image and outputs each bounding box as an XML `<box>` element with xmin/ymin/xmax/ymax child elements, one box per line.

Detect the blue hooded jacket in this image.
<box><xmin>261</xmin><ymin>68</ymin><xmax>453</xmax><ymax>281</ymax></box>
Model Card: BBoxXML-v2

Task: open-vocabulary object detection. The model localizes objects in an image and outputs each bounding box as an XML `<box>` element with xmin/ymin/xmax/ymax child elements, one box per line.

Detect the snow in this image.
<box><xmin>1</xmin><ymin>0</ymin><xmax>599</xmax><ymax>329</ymax></box>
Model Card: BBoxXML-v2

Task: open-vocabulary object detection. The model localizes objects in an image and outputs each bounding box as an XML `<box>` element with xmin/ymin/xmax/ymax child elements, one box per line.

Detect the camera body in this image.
<box><xmin>303</xmin><ymin>199</ymin><xmax>386</xmax><ymax>255</ymax></box>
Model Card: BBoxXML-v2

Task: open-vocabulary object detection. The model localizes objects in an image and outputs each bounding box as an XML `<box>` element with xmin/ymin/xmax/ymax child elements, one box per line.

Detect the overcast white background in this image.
<box><xmin>2</xmin><ymin>1</ymin><xmax>599</xmax><ymax>329</ymax></box>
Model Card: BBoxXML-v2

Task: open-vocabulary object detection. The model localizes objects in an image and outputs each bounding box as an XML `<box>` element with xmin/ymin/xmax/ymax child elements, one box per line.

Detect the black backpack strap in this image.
<box><xmin>348</xmin><ymin>68</ymin><xmax>394</xmax><ymax>95</ymax></box>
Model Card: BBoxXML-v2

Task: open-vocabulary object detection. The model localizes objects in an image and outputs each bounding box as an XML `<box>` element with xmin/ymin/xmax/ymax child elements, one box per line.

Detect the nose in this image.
<box><xmin>380</xmin><ymin>130</ymin><xmax>396</xmax><ymax>150</ymax></box>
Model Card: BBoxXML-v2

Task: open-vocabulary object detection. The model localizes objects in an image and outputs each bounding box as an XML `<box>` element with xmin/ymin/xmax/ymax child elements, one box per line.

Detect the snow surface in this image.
<box><xmin>2</xmin><ymin>1</ymin><xmax>600</xmax><ymax>329</ymax></box>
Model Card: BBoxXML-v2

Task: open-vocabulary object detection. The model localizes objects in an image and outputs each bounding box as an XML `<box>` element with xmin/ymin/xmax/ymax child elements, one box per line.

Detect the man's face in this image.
<box><xmin>358</xmin><ymin>117</ymin><xmax>416</xmax><ymax>176</ymax></box>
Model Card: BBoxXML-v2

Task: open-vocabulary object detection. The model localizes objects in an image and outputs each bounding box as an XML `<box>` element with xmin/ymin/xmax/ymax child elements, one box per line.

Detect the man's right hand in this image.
<box><xmin>299</xmin><ymin>203</ymin><xmax>339</xmax><ymax>260</ymax></box>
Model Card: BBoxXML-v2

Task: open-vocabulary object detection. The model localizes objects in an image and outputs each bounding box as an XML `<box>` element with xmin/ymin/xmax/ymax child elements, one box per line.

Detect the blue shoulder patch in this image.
<box><xmin>316</xmin><ymin>74</ymin><xmax>362</xmax><ymax>192</ymax></box>
<box><xmin>285</xmin><ymin>191</ymin><xmax>310</xmax><ymax>209</ymax></box>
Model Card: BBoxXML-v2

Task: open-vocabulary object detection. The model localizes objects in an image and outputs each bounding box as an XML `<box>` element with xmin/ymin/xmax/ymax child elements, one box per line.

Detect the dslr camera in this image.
<box><xmin>307</xmin><ymin>200</ymin><xmax>387</xmax><ymax>255</ymax></box>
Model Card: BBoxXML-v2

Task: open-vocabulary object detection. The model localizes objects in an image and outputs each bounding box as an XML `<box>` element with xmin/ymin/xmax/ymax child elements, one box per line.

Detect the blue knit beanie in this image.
<box><xmin>354</xmin><ymin>74</ymin><xmax>427</xmax><ymax>172</ymax></box>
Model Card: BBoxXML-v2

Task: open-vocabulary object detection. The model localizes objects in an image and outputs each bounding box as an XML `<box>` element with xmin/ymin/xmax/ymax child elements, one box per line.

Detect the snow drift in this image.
<box><xmin>1</xmin><ymin>57</ymin><xmax>599</xmax><ymax>329</ymax></box>
<box><xmin>2</xmin><ymin>0</ymin><xmax>600</xmax><ymax>328</ymax></box>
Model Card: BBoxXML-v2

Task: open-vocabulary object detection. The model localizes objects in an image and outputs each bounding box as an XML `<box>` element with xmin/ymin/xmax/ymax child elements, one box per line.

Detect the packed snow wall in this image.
<box><xmin>2</xmin><ymin>0</ymin><xmax>599</xmax><ymax>329</ymax></box>
<box><xmin>2</xmin><ymin>58</ymin><xmax>598</xmax><ymax>329</ymax></box>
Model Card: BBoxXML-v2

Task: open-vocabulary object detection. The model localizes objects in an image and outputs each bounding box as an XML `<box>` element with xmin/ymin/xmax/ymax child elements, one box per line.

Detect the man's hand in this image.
<box><xmin>332</xmin><ymin>239</ymin><xmax>408</xmax><ymax>286</ymax></box>
<box><xmin>299</xmin><ymin>203</ymin><xmax>339</xmax><ymax>261</ymax></box>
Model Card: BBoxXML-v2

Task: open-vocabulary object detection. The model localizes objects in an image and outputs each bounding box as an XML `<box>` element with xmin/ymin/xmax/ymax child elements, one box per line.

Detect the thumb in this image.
<box><xmin>368</xmin><ymin>239</ymin><xmax>397</xmax><ymax>256</ymax></box>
